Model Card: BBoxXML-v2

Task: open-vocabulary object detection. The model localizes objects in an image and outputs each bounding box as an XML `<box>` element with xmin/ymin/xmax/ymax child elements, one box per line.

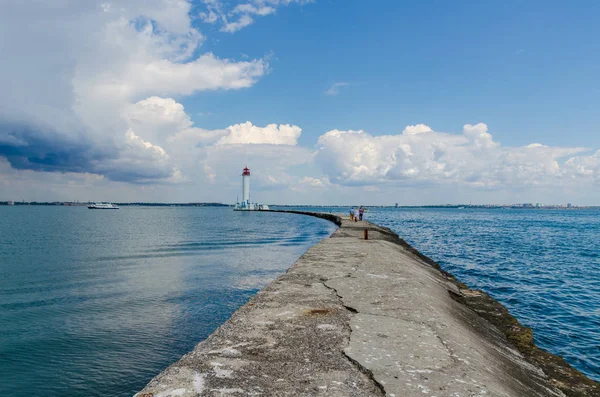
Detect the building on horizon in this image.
<box><xmin>233</xmin><ymin>166</ymin><xmax>269</xmax><ymax>211</ymax></box>
<box><xmin>7</xmin><ymin>200</ymin><xmax>14</xmax><ymax>206</ymax></box>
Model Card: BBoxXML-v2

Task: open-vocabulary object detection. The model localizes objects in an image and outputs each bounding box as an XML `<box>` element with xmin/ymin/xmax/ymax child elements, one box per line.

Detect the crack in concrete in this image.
<box><xmin>342</xmin><ymin>350</ymin><xmax>387</xmax><ymax>397</ymax></box>
<box><xmin>321</xmin><ymin>280</ymin><xmax>387</xmax><ymax>396</ymax></box>
<box><xmin>432</xmin><ymin>329</ymin><xmax>460</xmax><ymax>368</ymax></box>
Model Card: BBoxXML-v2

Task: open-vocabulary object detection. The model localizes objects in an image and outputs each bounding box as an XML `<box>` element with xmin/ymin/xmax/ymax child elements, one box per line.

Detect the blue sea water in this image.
<box><xmin>277</xmin><ymin>206</ymin><xmax>600</xmax><ymax>381</ymax></box>
<box><xmin>0</xmin><ymin>206</ymin><xmax>336</xmax><ymax>397</ymax></box>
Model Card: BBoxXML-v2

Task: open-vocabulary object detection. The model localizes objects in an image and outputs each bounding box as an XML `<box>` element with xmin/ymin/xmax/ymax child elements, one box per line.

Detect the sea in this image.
<box><xmin>281</xmin><ymin>206</ymin><xmax>600</xmax><ymax>382</ymax></box>
<box><xmin>1</xmin><ymin>206</ymin><xmax>599</xmax><ymax>396</ymax></box>
<box><xmin>0</xmin><ymin>206</ymin><xmax>336</xmax><ymax>397</ymax></box>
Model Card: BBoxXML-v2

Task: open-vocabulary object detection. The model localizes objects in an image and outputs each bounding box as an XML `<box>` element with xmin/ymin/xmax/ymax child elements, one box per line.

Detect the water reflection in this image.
<box><xmin>0</xmin><ymin>207</ymin><xmax>336</xmax><ymax>397</ymax></box>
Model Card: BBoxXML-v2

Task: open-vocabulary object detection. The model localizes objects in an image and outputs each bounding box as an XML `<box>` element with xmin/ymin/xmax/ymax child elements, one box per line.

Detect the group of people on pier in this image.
<box><xmin>349</xmin><ymin>206</ymin><xmax>365</xmax><ymax>222</ymax></box>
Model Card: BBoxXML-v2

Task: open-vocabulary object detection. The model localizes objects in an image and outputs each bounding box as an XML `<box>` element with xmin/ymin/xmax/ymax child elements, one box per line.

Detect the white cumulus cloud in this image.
<box><xmin>217</xmin><ymin>122</ymin><xmax>302</xmax><ymax>145</ymax></box>
<box><xmin>315</xmin><ymin>123</ymin><xmax>591</xmax><ymax>188</ymax></box>
<box><xmin>402</xmin><ymin>124</ymin><xmax>433</xmax><ymax>135</ymax></box>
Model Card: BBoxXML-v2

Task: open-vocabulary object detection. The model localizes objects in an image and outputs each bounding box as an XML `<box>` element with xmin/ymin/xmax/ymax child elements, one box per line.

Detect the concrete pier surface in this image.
<box><xmin>136</xmin><ymin>213</ymin><xmax>598</xmax><ymax>397</ymax></box>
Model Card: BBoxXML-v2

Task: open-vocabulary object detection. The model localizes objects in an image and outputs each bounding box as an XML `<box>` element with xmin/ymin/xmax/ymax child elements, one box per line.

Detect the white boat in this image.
<box><xmin>88</xmin><ymin>203</ymin><xmax>119</xmax><ymax>209</ymax></box>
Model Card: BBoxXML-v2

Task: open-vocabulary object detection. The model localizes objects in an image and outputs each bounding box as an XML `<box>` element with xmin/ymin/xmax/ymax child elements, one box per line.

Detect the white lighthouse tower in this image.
<box><xmin>234</xmin><ymin>166</ymin><xmax>268</xmax><ymax>211</ymax></box>
<box><xmin>242</xmin><ymin>166</ymin><xmax>250</xmax><ymax>206</ymax></box>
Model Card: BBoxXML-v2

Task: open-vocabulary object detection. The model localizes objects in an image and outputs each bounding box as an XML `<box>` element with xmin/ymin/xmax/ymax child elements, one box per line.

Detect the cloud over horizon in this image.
<box><xmin>2</xmin><ymin>1</ymin><xmax>600</xmax><ymax>205</ymax></box>
<box><xmin>315</xmin><ymin>123</ymin><xmax>597</xmax><ymax>190</ymax></box>
<box><xmin>0</xmin><ymin>0</ymin><xmax>267</xmax><ymax>185</ymax></box>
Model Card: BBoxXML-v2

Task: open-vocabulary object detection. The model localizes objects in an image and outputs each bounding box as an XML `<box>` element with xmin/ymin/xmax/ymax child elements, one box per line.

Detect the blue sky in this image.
<box><xmin>187</xmin><ymin>0</ymin><xmax>600</xmax><ymax>147</ymax></box>
<box><xmin>1</xmin><ymin>0</ymin><xmax>600</xmax><ymax>205</ymax></box>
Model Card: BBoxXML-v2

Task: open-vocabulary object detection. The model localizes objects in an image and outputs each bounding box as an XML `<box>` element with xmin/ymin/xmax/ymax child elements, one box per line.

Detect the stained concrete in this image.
<box><xmin>135</xmin><ymin>215</ymin><xmax>585</xmax><ymax>397</ymax></box>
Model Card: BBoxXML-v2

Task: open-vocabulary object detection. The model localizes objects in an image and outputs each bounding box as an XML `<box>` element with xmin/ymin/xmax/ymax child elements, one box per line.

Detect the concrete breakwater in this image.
<box><xmin>136</xmin><ymin>212</ymin><xmax>598</xmax><ymax>397</ymax></box>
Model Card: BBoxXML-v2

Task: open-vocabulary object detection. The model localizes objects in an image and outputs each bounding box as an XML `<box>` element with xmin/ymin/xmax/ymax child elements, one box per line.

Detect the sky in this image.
<box><xmin>1</xmin><ymin>0</ymin><xmax>600</xmax><ymax>205</ymax></box>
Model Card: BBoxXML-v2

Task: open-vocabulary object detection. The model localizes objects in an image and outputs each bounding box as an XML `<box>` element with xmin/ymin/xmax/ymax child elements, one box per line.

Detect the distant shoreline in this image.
<box><xmin>273</xmin><ymin>204</ymin><xmax>596</xmax><ymax>210</ymax></box>
<box><xmin>1</xmin><ymin>202</ymin><xmax>598</xmax><ymax>209</ymax></box>
<box><xmin>0</xmin><ymin>202</ymin><xmax>230</xmax><ymax>207</ymax></box>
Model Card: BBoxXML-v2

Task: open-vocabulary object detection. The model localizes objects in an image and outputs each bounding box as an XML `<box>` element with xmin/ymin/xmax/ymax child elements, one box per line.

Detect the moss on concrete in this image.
<box><xmin>397</xmin><ymin>239</ymin><xmax>600</xmax><ymax>397</ymax></box>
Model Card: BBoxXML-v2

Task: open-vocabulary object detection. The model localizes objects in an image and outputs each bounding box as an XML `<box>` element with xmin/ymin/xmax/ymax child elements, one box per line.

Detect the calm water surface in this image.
<box><xmin>278</xmin><ymin>206</ymin><xmax>600</xmax><ymax>381</ymax></box>
<box><xmin>0</xmin><ymin>206</ymin><xmax>336</xmax><ymax>396</ymax></box>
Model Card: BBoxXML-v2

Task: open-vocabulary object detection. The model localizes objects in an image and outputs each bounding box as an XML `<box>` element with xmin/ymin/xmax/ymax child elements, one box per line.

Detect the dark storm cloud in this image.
<box><xmin>0</xmin><ymin>122</ymin><xmax>112</xmax><ymax>173</ymax></box>
<box><xmin>0</xmin><ymin>121</ymin><xmax>173</xmax><ymax>183</ymax></box>
<box><xmin>99</xmin><ymin>167</ymin><xmax>173</xmax><ymax>184</ymax></box>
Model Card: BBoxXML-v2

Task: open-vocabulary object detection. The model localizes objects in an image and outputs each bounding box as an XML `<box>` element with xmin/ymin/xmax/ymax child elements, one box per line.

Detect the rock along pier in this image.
<box><xmin>137</xmin><ymin>212</ymin><xmax>599</xmax><ymax>397</ymax></box>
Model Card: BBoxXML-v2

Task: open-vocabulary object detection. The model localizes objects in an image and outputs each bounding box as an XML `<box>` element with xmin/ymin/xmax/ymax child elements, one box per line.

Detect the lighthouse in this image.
<box><xmin>234</xmin><ymin>166</ymin><xmax>268</xmax><ymax>211</ymax></box>
<box><xmin>242</xmin><ymin>167</ymin><xmax>250</xmax><ymax>206</ymax></box>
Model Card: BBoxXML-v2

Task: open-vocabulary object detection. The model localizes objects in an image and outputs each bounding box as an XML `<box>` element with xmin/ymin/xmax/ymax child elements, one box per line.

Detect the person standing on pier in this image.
<box><xmin>354</xmin><ymin>207</ymin><xmax>359</xmax><ymax>222</ymax></box>
<box><xmin>359</xmin><ymin>206</ymin><xmax>364</xmax><ymax>221</ymax></box>
<box><xmin>349</xmin><ymin>207</ymin><xmax>354</xmax><ymax>221</ymax></box>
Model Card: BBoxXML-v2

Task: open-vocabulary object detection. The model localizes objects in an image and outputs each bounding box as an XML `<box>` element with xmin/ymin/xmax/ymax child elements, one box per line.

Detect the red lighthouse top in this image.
<box><xmin>243</xmin><ymin>167</ymin><xmax>250</xmax><ymax>176</ymax></box>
